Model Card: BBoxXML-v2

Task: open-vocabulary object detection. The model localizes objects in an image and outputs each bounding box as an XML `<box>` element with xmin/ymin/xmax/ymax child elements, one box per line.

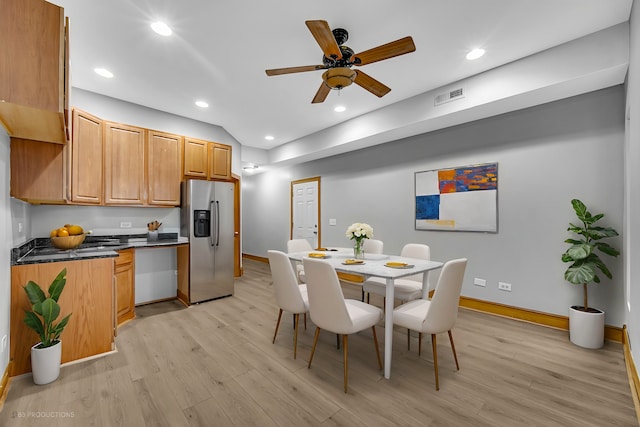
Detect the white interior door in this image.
<box><xmin>292</xmin><ymin>178</ymin><xmax>319</xmax><ymax>249</ymax></box>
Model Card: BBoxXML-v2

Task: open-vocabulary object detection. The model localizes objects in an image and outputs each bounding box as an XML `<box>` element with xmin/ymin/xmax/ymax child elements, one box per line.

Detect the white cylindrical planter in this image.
<box><xmin>569</xmin><ymin>306</ymin><xmax>605</xmax><ymax>349</ymax></box>
<box><xmin>31</xmin><ymin>341</ymin><xmax>62</xmax><ymax>385</ymax></box>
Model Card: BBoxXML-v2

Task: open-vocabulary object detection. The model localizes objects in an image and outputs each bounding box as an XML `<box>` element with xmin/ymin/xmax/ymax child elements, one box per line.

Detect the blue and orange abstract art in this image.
<box><xmin>415</xmin><ymin>163</ymin><xmax>498</xmax><ymax>232</ymax></box>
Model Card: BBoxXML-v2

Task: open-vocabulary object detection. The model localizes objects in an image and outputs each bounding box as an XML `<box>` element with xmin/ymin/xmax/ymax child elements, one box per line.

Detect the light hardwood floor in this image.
<box><xmin>1</xmin><ymin>259</ymin><xmax>637</xmax><ymax>426</ymax></box>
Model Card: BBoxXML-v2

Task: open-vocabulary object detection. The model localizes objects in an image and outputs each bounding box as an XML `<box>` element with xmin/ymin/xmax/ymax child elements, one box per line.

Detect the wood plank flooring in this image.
<box><xmin>1</xmin><ymin>258</ymin><xmax>637</xmax><ymax>426</ymax></box>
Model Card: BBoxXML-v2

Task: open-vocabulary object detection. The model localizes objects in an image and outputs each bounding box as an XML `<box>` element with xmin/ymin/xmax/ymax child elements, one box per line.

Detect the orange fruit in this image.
<box><xmin>50</xmin><ymin>229</ymin><xmax>58</xmax><ymax>237</ymax></box>
<box><xmin>57</xmin><ymin>228</ymin><xmax>69</xmax><ymax>237</ymax></box>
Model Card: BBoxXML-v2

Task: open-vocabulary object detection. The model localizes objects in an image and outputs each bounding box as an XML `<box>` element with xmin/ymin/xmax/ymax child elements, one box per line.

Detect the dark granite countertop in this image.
<box><xmin>11</xmin><ymin>233</ymin><xmax>189</xmax><ymax>266</ymax></box>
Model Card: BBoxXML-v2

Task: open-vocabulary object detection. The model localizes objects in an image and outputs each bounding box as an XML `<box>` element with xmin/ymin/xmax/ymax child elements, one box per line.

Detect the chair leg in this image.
<box><xmin>272</xmin><ymin>309</ymin><xmax>283</xmax><ymax>344</ymax></box>
<box><xmin>372</xmin><ymin>326</ymin><xmax>382</xmax><ymax>370</ymax></box>
<box><xmin>343</xmin><ymin>334</ymin><xmax>349</xmax><ymax>393</ymax></box>
<box><xmin>337</xmin><ymin>334</ymin><xmax>340</xmax><ymax>349</ymax></box>
<box><xmin>308</xmin><ymin>327</ymin><xmax>321</xmax><ymax>369</ymax></box>
<box><xmin>418</xmin><ymin>332</ymin><xmax>423</xmax><ymax>356</ymax></box>
<box><xmin>407</xmin><ymin>329</ymin><xmax>411</xmax><ymax>351</ymax></box>
<box><xmin>448</xmin><ymin>330</ymin><xmax>460</xmax><ymax>371</ymax></box>
<box><xmin>432</xmin><ymin>334</ymin><xmax>439</xmax><ymax>390</ymax></box>
<box><xmin>361</xmin><ymin>288</ymin><xmax>365</xmax><ymax>302</ymax></box>
<box><xmin>304</xmin><ymin>313</ymin><xmax>307</xmax><ymax>330</ymax></box>
<box><xmin>293</xmin><ymin>313</ymin><xmax>299</xmax><ymax>360</ymax></box>
<box><xmin>366</xmin><ymin>292</ymin><xmax>370</xmax><ymax>304</ymax></box>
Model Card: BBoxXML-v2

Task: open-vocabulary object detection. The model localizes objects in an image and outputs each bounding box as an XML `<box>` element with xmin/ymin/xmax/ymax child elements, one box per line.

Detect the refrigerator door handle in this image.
<box><xmin>214</xmin><ymin>200</ymin><xmax>218</xmax><ymax>246</ymax></box>
<box><xmin>215</xmin><ymin>201</ymin><xmax>221</xmax><ymax>247</ymax></box>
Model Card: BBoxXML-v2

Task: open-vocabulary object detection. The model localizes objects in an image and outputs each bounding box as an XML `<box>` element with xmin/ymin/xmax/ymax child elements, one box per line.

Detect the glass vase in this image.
<box><xmin>353</xmin><ymin>239</ymin><xmax>365</xmax><ymax>260</ymax></box>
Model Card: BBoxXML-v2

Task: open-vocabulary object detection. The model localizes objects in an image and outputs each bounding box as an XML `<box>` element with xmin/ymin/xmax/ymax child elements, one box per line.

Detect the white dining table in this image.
<box><xmin>287</xmin><ymin>248</ymin><xmax>443</xmax><ymax>379</ymax></box>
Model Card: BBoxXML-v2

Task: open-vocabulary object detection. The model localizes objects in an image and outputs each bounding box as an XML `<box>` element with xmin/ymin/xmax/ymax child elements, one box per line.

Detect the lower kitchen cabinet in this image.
<box><xmin>10</xmin><ymin>257</ymin><xmax>115</xmax><ymax>376</ymax></box>
<box><xmin>115</xmin><ymin>248</ymin><xmax>135</xmax><ymax>326</ymax></box>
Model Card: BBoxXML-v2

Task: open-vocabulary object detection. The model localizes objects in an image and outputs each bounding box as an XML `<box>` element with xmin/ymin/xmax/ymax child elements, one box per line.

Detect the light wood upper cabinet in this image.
<box><xmin>147</xmin><ymin>130</ymin><xmax>182</xmax><ymax>206</ymax></box>
<box><xmin>10</xmin><ymin>138</ymin><xmax>67</xmax><ymax>203</ymax></box>
<box><xmin>0</xmin><ymin>0</ymin><xmax>69</xmax><ymax>144</ymax></box>
<box><xmin>209</xmin><ymin>143</ymin><xmax>232</xmax><ymax>180</ymax></box>
<box><xmin>104</xmin><ymin>122</ymin><xmax>146</xmax><ymax>205</ymax></box>
<box><xmin>183</xmin><ymin>137</ymin><xmax>209</xmax><ymax>178</ymax></box>
<box><xmin>70</xmin><ymin>109</ymin><xmax>103</xmax><ymax>204</ymax></box>
<box><xmin>184</xmin><ymin>138</ymin><xmax>232</xmax><ymax>181</ymax></box>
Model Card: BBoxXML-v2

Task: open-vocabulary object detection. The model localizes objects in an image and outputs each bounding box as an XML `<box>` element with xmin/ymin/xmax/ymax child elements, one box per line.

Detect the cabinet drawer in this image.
<box><xmin>115</xmin><ymin>249</ymin><xmax>134</xmax><ymax>266</ymax></box>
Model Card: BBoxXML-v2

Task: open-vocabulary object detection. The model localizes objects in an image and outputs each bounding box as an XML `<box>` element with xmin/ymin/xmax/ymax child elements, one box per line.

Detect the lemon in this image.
<box><xmin>57</xmin><ymin>227</ymin><xmax>69</xmax><ymax>237</ymax></box>
<box><xmin>50</xmin><ymin>229</ymin><xmax>58</xmax><ymax>237</ymax></box>
<box><xmin>68</xmin><ymin>225</ymin><xmax>83</xmax><ymax>235</ymax></box>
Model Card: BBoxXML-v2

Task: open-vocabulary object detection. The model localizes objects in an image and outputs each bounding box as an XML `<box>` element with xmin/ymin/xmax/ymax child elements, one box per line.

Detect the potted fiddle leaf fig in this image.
<box><xmin>23</xmin><ymin>268</ymin><xmax>72</xmax><ymax>384</ymax></box>
<box><xmin>561</xmin><ymin>199</ymin><xmax>619</xmax><ymax>349</ymax></box>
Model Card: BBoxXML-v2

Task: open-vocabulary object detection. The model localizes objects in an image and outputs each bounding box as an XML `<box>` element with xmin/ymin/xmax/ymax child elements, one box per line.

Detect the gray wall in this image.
<box><xmin>624</xmin><ymin>1</ymin><xmax>640</xmax><ymax>371</ymax></box>
<box><xmin>0</xmin><ymin>128</ymin><xmax>10</xmax><ymax>375</ymax></box>
<box><xmin>243</xmin><ymin>87</ymin><xmax>626</xmax><ymax>326</ymax></box>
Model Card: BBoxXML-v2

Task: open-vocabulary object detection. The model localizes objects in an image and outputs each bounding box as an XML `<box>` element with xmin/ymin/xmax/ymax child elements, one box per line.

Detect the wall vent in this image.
<box><xmin>434</xmin><ymin>87</ymin><xmax>465</xmax><ymax>106</ymax></box>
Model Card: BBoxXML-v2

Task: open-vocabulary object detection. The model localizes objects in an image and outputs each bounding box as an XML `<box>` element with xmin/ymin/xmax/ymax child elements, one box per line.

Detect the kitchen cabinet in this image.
<box><xmin>183</xmin><ymin>137</ymin><xmax>232</xmax><ymax>181</ymax></box>
<box><xmin>209</xmin><ymin>142</ymin><xmax>232</xmax><ymax>180</ymax></box>
<box><xmin>0</xmin><ymin>0</ymin><xmax>69</xmax><ymax>144</ymax></box>
<box><xmin>183</xmin><ymin>137</ymin><xmax>209</xmax><ymax>178</ymax></box>
<box><xmin>177</xmin><ymin>245</ymin><xmax>190</xmax><ymax>305</ymax></box>
<box><xmin>70</xmin><ymin>108</ymin><xmax>103</xmax><ymax>204</ymax></box>
<box><xmin>147</xmin><ymin>130</ymin><xmax>182</xmax><ymax>206</ymax></box>
<box><xmin>104</xmin><ymin>121</ymin><xmax>146</xmax><ymax>205</ymax></box>
<box><xmin>10</xmin><ymin>258</ymin><xmax>114</xmax><ymax>376</ymax></box>
<box><xmin>10</xmin><ymin>138</ymin><xmax>67</xmax><ymax>204</ymax></box>
<box><xmin>115</xmin><ymin>249</ymin><xmax>135</xmax><ymax>326</ymax></box>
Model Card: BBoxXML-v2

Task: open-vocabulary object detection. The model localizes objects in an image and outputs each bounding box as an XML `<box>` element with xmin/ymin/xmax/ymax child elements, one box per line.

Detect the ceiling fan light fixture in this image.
<box><xmin>322</xmin><ymin>67</ymin><xmax>356</xmax><ymax>90</ymax></box>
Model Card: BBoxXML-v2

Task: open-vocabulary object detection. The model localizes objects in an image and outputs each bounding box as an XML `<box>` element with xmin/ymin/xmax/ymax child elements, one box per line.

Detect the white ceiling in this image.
<box><xmin>52</xmin><ymin>0</ymin><xmax>632</xmax><ymax>155</ymax></box>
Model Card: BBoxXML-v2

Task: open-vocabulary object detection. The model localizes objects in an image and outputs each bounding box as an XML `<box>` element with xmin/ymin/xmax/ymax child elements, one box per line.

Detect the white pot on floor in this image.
<box><xmin>568</xmin><ymin>306</ymin><xmax>604</xmax><ymax>349</ymax></box>
<box><xmin>31</xmin><ymin>340</ymin><xmax>62</xmax><ymax>385</ymax></box>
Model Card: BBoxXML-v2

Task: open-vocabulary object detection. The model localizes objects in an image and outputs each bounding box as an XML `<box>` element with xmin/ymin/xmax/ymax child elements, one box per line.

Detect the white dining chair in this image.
<box><xmin>303</xmin><ymin>257</ymin><xmax>383</xmax><ymax>393</ymax></box>
<box><xmin>268</xmin><ymin>250</ymin><xmax>309</xmax><ymax>359</ymax></box>
<box><xmin>363</xmin><ymin>243</ymin><xmax>431</xmax><ymax>304</ymax></box>
<box><xmin>392</xmin><ymin>258</ymin><xmax>467</xmax><ymax>390</ymax></box>
<box><xmin>362</xmin><ymin>238</ymin><xmax>383</xmax><ymax>255</ymax></box>
<box><xmin>287</xmin><ymin>239</ymin><xmax>313</xmax><ymax>282</ymax></box>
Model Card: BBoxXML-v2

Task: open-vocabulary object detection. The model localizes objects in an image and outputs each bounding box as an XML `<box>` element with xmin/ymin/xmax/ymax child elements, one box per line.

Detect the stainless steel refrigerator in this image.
<box><xmin>181</xmin><ymin>179</ymin><xmax>234</xmax><ymax>303</ymax></box>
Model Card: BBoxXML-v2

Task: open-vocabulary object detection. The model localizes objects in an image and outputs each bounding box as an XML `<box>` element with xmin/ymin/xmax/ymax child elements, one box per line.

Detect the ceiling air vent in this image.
<box><xmin>434</xmin><ymin>87</ymin><xmax>465</xmax><ymax>106</ymax></box>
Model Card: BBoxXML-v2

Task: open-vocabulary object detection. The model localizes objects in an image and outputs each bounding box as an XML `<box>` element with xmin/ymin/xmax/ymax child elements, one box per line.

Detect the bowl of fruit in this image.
<box><xmin>50</xmin><ymin>224</ymin><xmax>86</xmax><ymax>250</ymax></box>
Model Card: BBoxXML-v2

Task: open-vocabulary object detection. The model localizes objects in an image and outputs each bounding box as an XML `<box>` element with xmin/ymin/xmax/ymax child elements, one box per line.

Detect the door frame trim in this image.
<box><xmin>290</xmin><ymin>176</ymin><xmax>321</xmax><ymax>247</ymax></box>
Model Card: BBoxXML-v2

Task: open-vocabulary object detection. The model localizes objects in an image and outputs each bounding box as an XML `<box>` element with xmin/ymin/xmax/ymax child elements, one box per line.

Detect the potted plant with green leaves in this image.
<box><xmin>561</xmin><ymin>199</ymin><xmax>619</xmax><ymax>349</ymax></box>
<box><xmin>23</xmin><ymin>268</ymin><xmax>72</xmax><ymax>384</ymax></box>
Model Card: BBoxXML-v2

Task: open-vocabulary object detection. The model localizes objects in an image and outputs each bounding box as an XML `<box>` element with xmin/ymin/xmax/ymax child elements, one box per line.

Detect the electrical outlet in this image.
<box><xmin>329</xmin><ymin>218</ymin><xmax>337</xmax><ymax>226</ymax></box>
<box><xmin>120</xmin><ymin>222</ymin><xmax>132</xmax><ymax>228</ymax></box>
<box><xmin>498</xmin><ymin>282</ymin><xmax>512</xmax><ymax>292</ymax></box>
<box><xmin>473</xmin><ymin>278</ymin><xmax>486</xmax><ymax>287</ymax></box>
<box><xmin>18</xmin><ymin>222</ymin><xmax>23</xmax><ymax>232</ymax></box>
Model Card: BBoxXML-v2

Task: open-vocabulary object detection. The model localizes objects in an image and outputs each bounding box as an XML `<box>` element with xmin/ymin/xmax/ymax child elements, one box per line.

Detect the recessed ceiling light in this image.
<box><xmin>94</xmin><ymin>68</ymin><xmax>114</xmax><ymax>78</ymax></box>
<box><xmin>264</xmin><ymin>135</ymin><xmax>274</xmax><ymax>141</ymax></box>
<box><xmin>195</xmin><ymin>101</ymin><xmax>209</xmax><ymax>108</ymax></box>
<box><xmin>151</xmin><ymin>21</ymin><xmax>172</xmax><ymax>36</ymax></box>
<box><xmin>466</xmin><ymin>48</ymin><xmax>485</xmax><ymax>61</ymax></box>
<box><xmin>334</xmin><ymin>105</ymin><xmax>346</xmax><ymax>112</ymax></box>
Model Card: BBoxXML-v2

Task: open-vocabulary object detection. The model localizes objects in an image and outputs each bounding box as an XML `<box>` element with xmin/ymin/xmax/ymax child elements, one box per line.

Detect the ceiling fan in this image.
<box><xmin>265</xmin><ymin>20</ymin><xmax>416</xmax><ymax>103</ymax></box>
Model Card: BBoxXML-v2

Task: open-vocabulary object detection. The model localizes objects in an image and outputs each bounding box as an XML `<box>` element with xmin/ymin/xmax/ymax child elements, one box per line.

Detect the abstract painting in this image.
<box><xmin>415</xmin><ymin>163</ymin><xmax>498</xmax><ymax>232</ymax></box>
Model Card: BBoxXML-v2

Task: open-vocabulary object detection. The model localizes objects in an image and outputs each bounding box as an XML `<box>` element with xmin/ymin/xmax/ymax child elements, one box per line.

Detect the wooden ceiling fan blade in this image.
<box><xmin>265</xmin><ymin>65</ymin><xmax>325</xmax><ymax>76</ymax></box>
<box><xmin>305</xmin><ymin>20</ymin><xmax>342</xmax><ymax>60</ymax></box>
<box><xmin>354</xmin><ymin>70</ymin><xmax>391</xmax><ymax>97</ymax></box>
<box><xmin>353</xmin><ymin>36</ymin><xmax>416</xmax><ymax>66</ymax></box>
<box><xmin>311</xmin><ymin>82</ymin><xmax>331</xmax><ymax>103</ymax></box>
